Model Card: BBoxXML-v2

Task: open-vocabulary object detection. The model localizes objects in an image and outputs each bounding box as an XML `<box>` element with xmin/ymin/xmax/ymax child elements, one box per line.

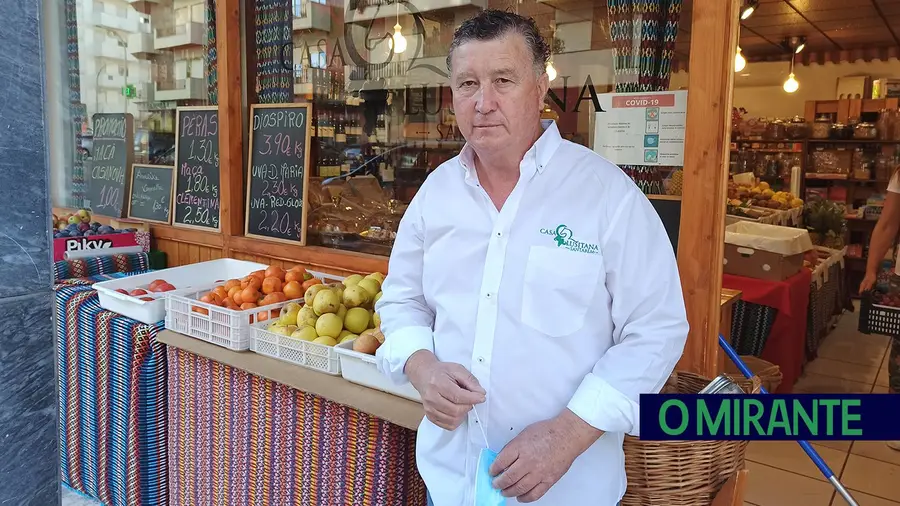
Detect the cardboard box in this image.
<box><xmin>724</xmin><ymin>222</ymin><xmax>813</xmax><ymax>281</ymax></box>
<box><xmin>723</xmin><ymin>244</ymin><xmax>804</xmax><ymax>281</ymax></box>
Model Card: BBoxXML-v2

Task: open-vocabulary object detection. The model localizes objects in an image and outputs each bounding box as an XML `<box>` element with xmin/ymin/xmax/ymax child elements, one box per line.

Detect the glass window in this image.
<box><xmin>43</xmin><ymin>0</ymin><xmax>215</xmax><ymax>208</ymax></box>
<box><xmin>250</xmin><ymin>0</ymin><xmax>646</xmax><ymax>255</ymax></box>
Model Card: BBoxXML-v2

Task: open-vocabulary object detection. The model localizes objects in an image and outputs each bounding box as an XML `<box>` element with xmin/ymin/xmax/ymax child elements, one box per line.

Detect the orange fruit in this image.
<box><xmin>262</xmin><ymin>277</ymin><xmax>282</xmax><ymax>295</ymax></box>
<box><xmin>213</xmin><ymin>286</ymin><xmax>229</xmax><ymax>299</ymax></box>
<box><xmin>224</xmin><ymin>279</ymin><xmax>241</xmax><ymax>291</ymax></box>
<box><xmin>250</xmin><ymin>270</ymin><xmax>266</xmax><ymax>280</ymax></box>
<box><xmin>232</xmin><ymin>289</ymin><xmax>244</xmax><ymax>305</ymax></box>
<box><xmin>222</xmin><ymin>297</ymin><xmax>237</xmax><ymax>308</ymax></box>
<box><xmin>283</xmin><ymin>280</ymin><xmax>303</xmax><ymax>299</ymax></box>
<box><xmin>301</xmin><ymin>278</ymin><xmax>322</xmax><ymax>291</ymax></box>
<box><xmin>265</xmin><ymin>265</ymin><xmax>286</xmax><ymax>281</ymax></box>
<box><xmin>240</xmin><ymin>302</ymin><xmax>258</xmax><ymax>310</ymax></box>
<box><xmin>191</xmin><ymin>306</ymin><xmax>209</xmax><ymax>316</ymax></box>
<box><xmin>256</xmin><ymin>311</ymin><xmax>271</xmax><ymax>322</ymax></box>
<box><xmin>241</xmin><ymin>276</ymin><xmax>262</xmax><ymax>290</ymax></box>
<box><xmin>199</xmin><ymin>293</ymin><xmax>213</xmax><ymax>304</ymax></box>
<box><xmin>284</xmin><ymin>270</ymin><xmax>305</xmax><ymax>283</ymax></box>
<box><xmin>227</xmin><ymin>285</ymin><xmax>241</xmax><ymax>299</ymax></box>
<box><xmin>260</xmin><ymin>293</ymin><xmax>280</xmax><ymax>306</ymax></box>
<box><xmin>270</xmin><ymin>292</ymin><xmax>287</xmax><ymax>303</ymax></box>
<box><xmin>240</xmin><ymin>286</ymin><xmax>259</xmax><ymax>304</ymax></box>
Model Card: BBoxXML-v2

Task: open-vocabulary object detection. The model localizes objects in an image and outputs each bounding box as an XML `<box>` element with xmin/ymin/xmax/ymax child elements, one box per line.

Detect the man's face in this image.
<box><xmin>450</xmin><ymin>33</ymin><xmax>549</xmax><ymax>153</ymax></box>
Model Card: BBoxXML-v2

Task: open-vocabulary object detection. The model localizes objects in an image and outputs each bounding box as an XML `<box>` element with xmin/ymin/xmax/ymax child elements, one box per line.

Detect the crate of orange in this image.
<box><xmin>165</xmin><ymin>264</ymin><xmax>338</xmax><ymax>351</ymax></box>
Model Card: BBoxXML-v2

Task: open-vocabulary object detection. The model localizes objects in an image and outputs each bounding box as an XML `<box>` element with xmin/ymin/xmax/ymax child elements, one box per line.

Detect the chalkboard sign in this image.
<box><xmin>128</xmin><ymin>164</ymin><xmax>174</xmax><ymax>224</ymax></box>
<box><xmin>648</xmin><ymin>195</ymin><xmax>681</xmax><ymax>253</ymax></box>
<box><xmin>173</xmin><ymin>106</ymin><xmax>221</xmax><ymax>231</ymax></box>
<box><xmin>244</xmin><ymin>103</ymin><xmax>312</xmax><ymax>245</ymax></box>
<box><xmin>87</xmin><ymin>113</ymin><xmax>133</xmax><ymax>218</ymax></box>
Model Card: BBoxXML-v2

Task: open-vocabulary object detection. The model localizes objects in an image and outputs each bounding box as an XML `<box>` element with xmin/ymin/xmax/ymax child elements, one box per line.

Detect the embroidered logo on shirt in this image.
<box><xmin>540</xmin><ymin>225</ymin><xmax>600</xmax><ymax>254</ymax></box>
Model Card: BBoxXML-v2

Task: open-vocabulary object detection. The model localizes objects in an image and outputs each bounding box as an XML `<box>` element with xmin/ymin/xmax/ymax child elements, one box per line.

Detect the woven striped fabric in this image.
<box><xmin>57</xmin><ymin>284</ymin><xmax>168</xmax><ymax>506</ymax></box>
<box><xmin>167</xmin><ymin>347</ymin><xmax>428</xmax><ymax>506</ymax></box>
<box><xmin>54</xmin><ymin>252</ymin><xmax>151</xmax><ymax>282</ymax></box>
<box><xmin>206</xmin><ymin>0</ymin><xmax>218</xmax><ymax>104</ymax></box>
<box><xmin>255</xmin><ymin>0</ymin><xmax>293</xmax><ymax>104</ymax></box>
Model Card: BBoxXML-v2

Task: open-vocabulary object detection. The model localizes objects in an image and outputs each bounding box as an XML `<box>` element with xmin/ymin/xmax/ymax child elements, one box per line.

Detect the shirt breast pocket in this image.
<box><xmin>520</xmin><ymin>246</ymin><xmax>603</xmax><ymax>337</ymax></box>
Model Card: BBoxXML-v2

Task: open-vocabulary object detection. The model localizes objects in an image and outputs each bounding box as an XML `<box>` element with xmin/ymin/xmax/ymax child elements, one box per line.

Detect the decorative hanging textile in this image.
<box><xmin>65</xmin><ymin>0</ymin><xmax>86</xmax><ymax>207</ymax></box>
<box><xmin>207</xmin><ymin>0</ymin><xmax>218</xmax><ymax>105</ymax></box>
<box><xmin>607</xmin><ymin>0</ymin><xmax>683</xmax><ymax>193</ymax></box>
<box><xmin>255</xmin><ymin>0</ymin><xmax>294</xmax><ymax>104</ymax></box>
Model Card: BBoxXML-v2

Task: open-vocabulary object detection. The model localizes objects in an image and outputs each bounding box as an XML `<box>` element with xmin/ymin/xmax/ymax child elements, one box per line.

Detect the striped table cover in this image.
<box><xmin>56</xmin><ymin>283</ymin><xmax>168</xmax><ymax>506</ymax></box>
<box><xmin>167</xmin><ymin>347</ymin><xmax>428</xmax><ymax>506</ymax></box>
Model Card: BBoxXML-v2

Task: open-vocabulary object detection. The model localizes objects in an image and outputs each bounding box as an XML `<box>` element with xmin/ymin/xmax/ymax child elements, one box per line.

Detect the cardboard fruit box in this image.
<box><xmin>723</xmin><ymin>222</ymin><xmax>813</xmax><ymax>281</ymax></box>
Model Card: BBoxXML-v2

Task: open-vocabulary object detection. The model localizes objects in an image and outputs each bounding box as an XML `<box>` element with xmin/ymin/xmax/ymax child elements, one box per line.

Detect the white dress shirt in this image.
<box><xmin>375</xmin><ymin>120</ymin><xmax>688</xmax><ymax>506</ymax></box>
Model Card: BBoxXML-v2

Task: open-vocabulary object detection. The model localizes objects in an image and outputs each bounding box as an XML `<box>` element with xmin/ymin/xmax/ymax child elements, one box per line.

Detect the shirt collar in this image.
<box><xmin>459</xmin><ymin>120</ymin><xmax>562</xmax><ymax>183</ymax></box>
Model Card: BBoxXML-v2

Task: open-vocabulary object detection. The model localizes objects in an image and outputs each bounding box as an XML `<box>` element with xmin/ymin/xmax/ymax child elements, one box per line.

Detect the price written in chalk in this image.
<box><xmin>173</xmin><ymin>107</ymin><xmax>221</xmax><ymax>230</ymax></box>
<box><xmin>128</xmin><ymin>164</ymin><xmax>174</xmax><ymax>223</ymax></box>
<box><xmin>245</xmin><ymin>104</ymin><xmax>311</xmax><ymax>244</ymax></box>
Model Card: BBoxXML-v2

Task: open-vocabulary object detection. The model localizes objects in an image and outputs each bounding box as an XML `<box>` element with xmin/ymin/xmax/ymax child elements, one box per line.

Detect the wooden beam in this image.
<box><xmin>676</xmin><ymin>0</ymin><xmax>740</xmax><ymax>378</ymax></box>
<box><xmin>216</xmin><ymin>0</ymin><xmax>245</xmax><ymax>251</ymax></box>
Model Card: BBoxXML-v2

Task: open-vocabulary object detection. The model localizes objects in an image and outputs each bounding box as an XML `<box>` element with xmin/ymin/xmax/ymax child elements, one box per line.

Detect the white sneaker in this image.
<box><xmin>888</xmin><ymin>441</ymin><xmax>900</xmax><ymax>452</ymax></box>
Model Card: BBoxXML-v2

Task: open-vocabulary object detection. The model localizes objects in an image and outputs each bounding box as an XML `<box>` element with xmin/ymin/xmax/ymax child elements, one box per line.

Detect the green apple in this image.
<box><xmin>297</xmin><ymin>305</ymin><xmax>317</xmax><ymax>327</ymax></box>
<box><xmin>312</xmin><ymin>289</ymin><xmax>340</xmax><ymax>316</ymax></box>
<box><xmin>290</xmin><ymin>325</ymin><xmax>318</xmax><ymax>342</ymax></box>
<box><xmin>343</xmin><ymin>274</ymin><xmax>364</xmax><ymax>287</ymax></box>
<box><xmin>312</xmin><ymin>336</ymin><xmax>338</xmax><ymax>347</ymax></box>
<box><xmin>336</xmin><ymin>304</ymin><xmax>348</xmax><ymax>321</ymax></box>
<box><xmin>342</xmin><ymin>285</ymin><xmax>370</xmax><ymax>309</ymax></box>
<box><xmin>304</xmin><ymin>284</ymin><xmax>329</xmax><ymax>305</ymax></box>
<box><xmin>344</xmin><ymin>307</ymin><xmax>370</xmax><ymax>334</ymax></box>
<box><xmin>357</xmin><ymin>279</ymin><xmax>380</xmax><ymax>300</ymax></box>
<box><xmin>315</xmin><ymin>313</ymin><xmax>343</xmax><ymax>338</ymax></box>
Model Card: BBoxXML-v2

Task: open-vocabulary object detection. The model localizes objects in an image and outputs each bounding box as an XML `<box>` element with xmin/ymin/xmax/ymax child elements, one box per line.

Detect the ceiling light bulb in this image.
<box><xmin>740</xmin><ymin>0</ymin><xmax>758</xmax><ymax>20</ymax></box>
<box><xmin>783</xmin><ymin>73</ymin><xmax>799</xmax><ymax>93</ymax></box>
<box><xmin>391</xmin><ymin>23</ymin><xmax>407</xmax><ymax>54</ymax></box>
<box><xmin>735</xmin><ymin>48</ymin><xmax>746</xmax><ymax>72</ymax></box>
<box><xmin>795</xmin><ymin>42</ymin><xmax>805</xmax><ymax>54</ymax></box>
<box><xmin>546</xmin><ymin>61</ymin><xmax>557</xmax><ymax>81</ymax></box>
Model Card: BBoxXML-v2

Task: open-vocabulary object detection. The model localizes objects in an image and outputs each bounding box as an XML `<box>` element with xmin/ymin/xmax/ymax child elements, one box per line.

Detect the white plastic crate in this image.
<box><xmin>166</xmin><ymin>291</ymin><xmax>300</xmax><ymax>351</ymax></box>
<box><xmin>249</xmin><ymin>320</ymin><xmax>341</xmax><ymax>374</ymax></box>
<box><xmin>335</xmin><ymin>340</ymin><xmax>422</xmax><ymax>402</ymax></box>
<box><xmin>93</xmin><ymin>258</ymin><xmax>268</xmax><ymax>325</ymax></box>
<box><xmin>166</xmin><ymin>268</ymin><xmax>344</xmax><ymax>351</ymax></box>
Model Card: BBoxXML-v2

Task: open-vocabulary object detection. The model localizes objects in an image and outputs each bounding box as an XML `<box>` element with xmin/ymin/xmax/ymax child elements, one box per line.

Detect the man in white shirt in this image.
<box><xmin>375</xmin><ymin>9</ymin><xmax>689</xmax><ymax>505</ymax></box>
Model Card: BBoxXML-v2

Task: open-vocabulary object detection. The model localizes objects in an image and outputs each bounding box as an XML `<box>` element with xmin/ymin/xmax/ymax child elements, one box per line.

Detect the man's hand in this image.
<box><xmin>405</xmin><ymin>350</ymin><xmax>486</xmax><ymax>431</ymax></box>
<box><xmin>489</xmin><ymin>409</ymin><xmax>603</xmax><ymax>503</ymax></box>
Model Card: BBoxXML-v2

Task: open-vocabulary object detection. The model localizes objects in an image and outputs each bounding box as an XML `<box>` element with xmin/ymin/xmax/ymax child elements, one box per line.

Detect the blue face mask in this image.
<box><xmin>474</xmin><ymin>448</ymin><xmax>506</xmax><ymax>506</ymax></box>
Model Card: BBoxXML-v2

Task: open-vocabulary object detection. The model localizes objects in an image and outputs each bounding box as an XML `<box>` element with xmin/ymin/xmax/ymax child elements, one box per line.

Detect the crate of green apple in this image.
<box><xmin>250</xmin><ymin>272</ymin><xmax>386</xmax><ymax>375</ymax></box>
<box><xmin>52</xmin><ymin>208</ymin><xmax>145</xmax><ymax>262</ymax></box>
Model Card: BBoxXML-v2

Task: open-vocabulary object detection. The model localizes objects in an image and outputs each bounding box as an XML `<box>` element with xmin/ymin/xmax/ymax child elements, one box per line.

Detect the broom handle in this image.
<box><xmin>717</xmin><ymin>335</ymin><xmax>859</xmax><ymax>506</ymax></box>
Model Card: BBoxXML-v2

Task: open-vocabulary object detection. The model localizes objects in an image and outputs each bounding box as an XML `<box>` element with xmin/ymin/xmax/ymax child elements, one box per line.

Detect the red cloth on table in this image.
<box><xmin>722</xmin><ymin>269</ymin><xmax>812</xmax><ymax>393</ymax></box>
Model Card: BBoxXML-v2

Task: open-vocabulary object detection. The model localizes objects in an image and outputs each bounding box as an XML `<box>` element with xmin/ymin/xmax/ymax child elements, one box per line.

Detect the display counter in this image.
<box><xmin>158</xmin><ymin>330</ymin><xmax>428</xmax><ymax>505</ymax></box>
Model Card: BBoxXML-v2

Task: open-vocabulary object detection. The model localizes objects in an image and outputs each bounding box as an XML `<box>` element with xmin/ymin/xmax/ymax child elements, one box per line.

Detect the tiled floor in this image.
<box><xmin>60</xmin><ymin>309</ymin><xmax>898</xmax><ymax>506</ymax></box>
<box><xmin>745</xmin><ymin>310</ymin><xmax>899</xmax><ymax>506</ymax></box>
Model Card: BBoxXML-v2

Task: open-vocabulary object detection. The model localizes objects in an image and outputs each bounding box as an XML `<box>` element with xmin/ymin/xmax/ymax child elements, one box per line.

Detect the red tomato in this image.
<box><xmin>158</xmin><ymin>283</ymin><xmax>176</xmax><ymax>292</ymax></box>
<box><xmin>139</xmin><ymin>297</ymin><xmax>155</xmax><ymax>301</ymax></box>
<box><xmin>129</xmin><ymin>289</ymin><xmax>148</xmax><ymax>296</ymax></box>
<box><xmin>115</xmin><ymin>288</ymin><xmax>129</xmax><ymax>295</ymax></box>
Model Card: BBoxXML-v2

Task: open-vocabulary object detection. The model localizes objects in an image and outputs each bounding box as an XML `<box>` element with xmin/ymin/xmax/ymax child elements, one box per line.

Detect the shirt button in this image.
<box><xmin>485</xmin><ymin>292</ymin><xmax>492</xmax><ymax>299</ymax></box>
<box><xmin>477</xmin><ymin>357</ymin><xmax>485</xmax><ymax>363</ymax></box>
<box><xmin>496</xmin><ymin>231</ymin><xmax>502</xmax><ymax>238</ymax></box>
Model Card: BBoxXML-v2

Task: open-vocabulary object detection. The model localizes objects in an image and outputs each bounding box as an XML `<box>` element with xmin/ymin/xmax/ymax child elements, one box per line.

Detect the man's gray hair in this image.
<box><xmin>446</xmin><ymin>10</ymin><xmax>551</xmax><ymax>77</ymax></box>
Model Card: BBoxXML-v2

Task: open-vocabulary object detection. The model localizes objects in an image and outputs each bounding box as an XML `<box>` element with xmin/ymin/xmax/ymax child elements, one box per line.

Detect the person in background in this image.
<box><xmin>374</xmin><ymin>10</ymin><xmax>689</xmax><ymax>505</ymax></box>
<box><xmin>859</xmin><ymin>170</ymin><xmax>900</xmax><ymax>452</ymax></box>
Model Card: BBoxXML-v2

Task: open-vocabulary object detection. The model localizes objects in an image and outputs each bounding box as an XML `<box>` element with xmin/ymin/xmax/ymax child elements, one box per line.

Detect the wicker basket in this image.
<box><xmin>723</xmin><ymin>355</ymin><xmax>782</xmax><ymax>393</ymax></box>
<box><xmin>621</xmin><ymin>371</ymin><xmax>761</xmax><ymax>506</ymax></box>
